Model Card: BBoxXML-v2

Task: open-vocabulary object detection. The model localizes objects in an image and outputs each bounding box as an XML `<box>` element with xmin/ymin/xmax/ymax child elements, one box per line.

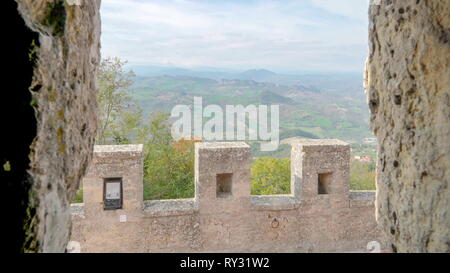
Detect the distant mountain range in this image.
<box><xmin>129</xmin><ymin>67</ymin><xmax>373</xmax><ymax>146</ymax></box>
<box><xmin>129</xmin><ymin>66</ymin><xmax>364</xmax><ymax>94</ymax></box>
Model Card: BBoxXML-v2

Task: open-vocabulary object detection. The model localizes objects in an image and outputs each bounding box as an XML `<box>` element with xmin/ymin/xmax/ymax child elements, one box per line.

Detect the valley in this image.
<box><xmin>129</xmin><ymin>68</ymin><xmax>377</xmax><ymax>158</ymax></box>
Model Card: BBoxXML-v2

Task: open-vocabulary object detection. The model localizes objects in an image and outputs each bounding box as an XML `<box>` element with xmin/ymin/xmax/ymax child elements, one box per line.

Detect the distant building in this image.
<box><xmin>363</xmin><ymin>137</ymin><xmax>377</xmax><ymax>144</ymax></box>
<box><xmin>352</xmin><ymin>156</ymin><xmax>373</xmax><ymax>163</ymax></box>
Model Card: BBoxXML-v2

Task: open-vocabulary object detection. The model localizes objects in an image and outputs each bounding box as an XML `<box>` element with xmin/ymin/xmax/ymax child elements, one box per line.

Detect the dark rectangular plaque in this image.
<box><xmin>103</xmin><ymin>178</ymin><xmax>123</xmax><ymax>210</ymax></box>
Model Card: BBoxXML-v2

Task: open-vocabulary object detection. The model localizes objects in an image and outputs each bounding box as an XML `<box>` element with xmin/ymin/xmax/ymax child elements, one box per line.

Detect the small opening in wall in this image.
<box><xmin>318</xmin><ymin>172</ymin><xmax>333</xmax><ymax>195</ymax></box>
<box><xmin>103</xmin><ymin>178</ymin><xmax>123</xmax><ymax>210</ymax></box>
<box><xmin>216</xmin><ymin>173</ymin><xmax>233</xmax><ymax>198</ymax></box>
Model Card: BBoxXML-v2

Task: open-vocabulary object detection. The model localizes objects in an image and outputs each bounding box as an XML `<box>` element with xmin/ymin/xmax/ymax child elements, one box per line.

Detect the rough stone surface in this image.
<box><xmin>349</xmin><ymin>191</ymin><xmax>376</xmax><ymax>201</ymax></box>
<box><xmin>71</xmin><ymin>141</ymin><xmax>387</xmax><ymax>252</ymax></box>
<box><xmin>144</xmin><ymin>199</ymin><xmax>198</xmax><ymax>217</ymax></box>
<box><xmin>16</xmin><ymin>0</ymin><xmax>101</xmax><ymax>252</ymax></box>
<box><xmin>365</xmin><ymin>0</ymin><xmax>450</xmax><ymax>252</ymax></box>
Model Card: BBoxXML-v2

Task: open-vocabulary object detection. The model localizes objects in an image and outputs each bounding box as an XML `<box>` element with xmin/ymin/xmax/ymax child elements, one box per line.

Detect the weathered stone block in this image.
<box><xmin>195</xmin><ymin>142</ymin><xmax>252</xmax><ymax>215</ymax></box>
<box><xmin>83</xmin><ymin>145</ymin><xmax>144</xmax><ymax>216</ymax></box>
<box><xmin>291</xmin><ymin>139</ymin><xmax>351</xmax><ymax>203</ymax></box>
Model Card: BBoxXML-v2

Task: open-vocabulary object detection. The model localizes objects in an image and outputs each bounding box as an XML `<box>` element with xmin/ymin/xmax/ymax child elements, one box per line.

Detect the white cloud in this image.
<box><xmin>100</xmin><ymin>0</ymin><xmax>369</xmax><ymax>72</ymax></box>
<box><xmin>310</xmin><ymin>0</ymin><xmax>370</xmax><ymax>21</ymax></box>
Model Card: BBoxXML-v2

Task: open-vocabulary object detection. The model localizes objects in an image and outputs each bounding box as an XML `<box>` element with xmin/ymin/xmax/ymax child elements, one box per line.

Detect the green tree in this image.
<box><xmin>142</xmin><ymin>113</ymin><xmax>197</xmax><ymax>200</ymax></box>
<box><xmin>96</xmin><ymin>57</ymin><xmax>137</xmax><ymax>144</ymax></box>
<box><xmin>110</xmin><ymin>104</ymin><xmax>145</xmax><ymax>144</ymax></box>
<box><xmin>251</xmin><ymin>157</ymin><xmax>291</xmax><ymax>195</ymax></box>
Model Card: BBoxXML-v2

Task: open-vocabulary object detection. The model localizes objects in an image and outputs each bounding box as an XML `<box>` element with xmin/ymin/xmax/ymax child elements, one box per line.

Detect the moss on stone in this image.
<box><xmin>56</xmin><ymin>127</ymin><xmax>64</xmax><ymax>142</ymax></box>
<box><xmin>42</xmin><ymin>1</ymin><xmax>67</xmax><ymax>37</ymax></box>
<box><xmin>21</xmin><ymin>192</ymin><xmax>39</xmax><ymax>253</ymax></box>
<box><xmin>48</xmin><ymin>89</ymin><xmax>57</xmax><ymax>102</ymax></box>
<box><xmin>57</xmin><ymin>110</ymin><xmax>65</xmax><ymax>120</ymax></box>
<box><xmin>30</xmin><ymin>96</ymin><xmax>38</xmax><ymax>108</ymax></box>
<box><xmin>3</xmin><ymin>161</ymin><xmax>11</xmax><ymax>171</ymax></box>
<box><xmin>28</xmin><ymin>39</ymin><xmax>39</xmax><ymax>64</ymax></box>
<box><xmin>58</xmin><ymin>143</ymin><xmax>66</xmax><ymax>154</ymax></box>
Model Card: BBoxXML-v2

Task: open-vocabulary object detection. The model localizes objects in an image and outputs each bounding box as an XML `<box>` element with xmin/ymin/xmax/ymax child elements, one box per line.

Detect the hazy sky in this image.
<box><xmin>101</xmin><ymin>0</ymin><xmax>370</xmax><ymax>73</ymax></box>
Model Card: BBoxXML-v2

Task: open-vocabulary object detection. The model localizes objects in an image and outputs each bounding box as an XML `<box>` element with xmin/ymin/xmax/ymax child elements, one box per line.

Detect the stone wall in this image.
<box><xmin>15</xmin><ymin>0</ymin><xmax>101</xmax><ymax>252</ymax></box>
<box><xmin>365</xmin><ymin>0</ymin><xmax>450</xmax><ymax>252</ymax></box>
<box><xmin>70</xmin><ymin>141</ymin><xmax>387</xmax><ymax>253</ymax></box>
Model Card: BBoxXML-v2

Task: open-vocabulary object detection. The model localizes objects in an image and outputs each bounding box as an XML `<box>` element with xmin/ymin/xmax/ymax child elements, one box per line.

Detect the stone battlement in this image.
<box><xmin>70</xmin><ymin>140</ymin><xmax>386</xmax><ymax>252</ymax></box>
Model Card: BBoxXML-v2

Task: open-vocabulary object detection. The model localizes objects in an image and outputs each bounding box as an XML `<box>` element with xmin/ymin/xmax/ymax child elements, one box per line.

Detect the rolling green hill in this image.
<box><xmin>130</xmin><ymin>73</ymin><xmax>374</xmax><ymax>147</ymax></box>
